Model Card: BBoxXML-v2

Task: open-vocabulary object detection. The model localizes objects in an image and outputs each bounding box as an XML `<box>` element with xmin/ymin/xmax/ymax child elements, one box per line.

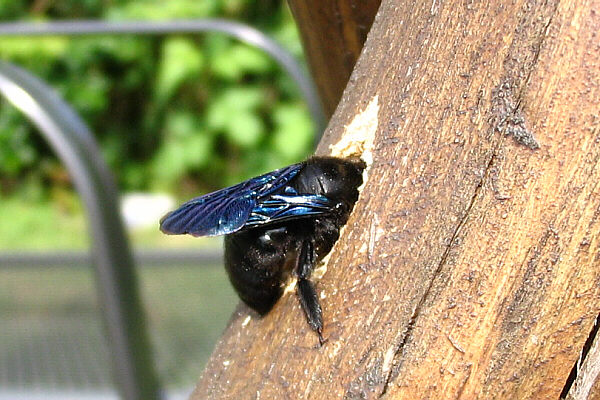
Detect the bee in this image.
<box><xmin>160</xmin><ymin>156</ymin><xmax>365</xmax><ymax>345</ymax></box>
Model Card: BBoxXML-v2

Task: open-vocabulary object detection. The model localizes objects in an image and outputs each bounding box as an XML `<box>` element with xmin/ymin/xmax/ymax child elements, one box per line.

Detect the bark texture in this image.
<box><xmin>287</xmin><ymin>0</ymin><xmax>381</xmax><ymax>116</ymax></box>
<box><xmin>193</xmin><ymin>0</ymin><xmax>600</xmax><ymax>398</ymax></box>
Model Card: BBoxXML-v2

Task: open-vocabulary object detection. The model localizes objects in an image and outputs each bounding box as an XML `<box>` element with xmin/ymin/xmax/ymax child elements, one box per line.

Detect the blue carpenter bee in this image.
<box><xmin>160</xmin><ymin>156</ymin><xmax>365</xmax><ymax>345</ymax></box>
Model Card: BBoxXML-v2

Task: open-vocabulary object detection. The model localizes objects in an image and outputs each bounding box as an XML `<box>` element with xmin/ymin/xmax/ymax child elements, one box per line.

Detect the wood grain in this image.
<box><xmin>287</xmin><ymin>0</ymin><xmax>381</xmax><ymax>116</ymax></box>
<box><xmin>193</xmin><ymin>0</ymin><xmax>600</xmax><ymax>398</ymax></box>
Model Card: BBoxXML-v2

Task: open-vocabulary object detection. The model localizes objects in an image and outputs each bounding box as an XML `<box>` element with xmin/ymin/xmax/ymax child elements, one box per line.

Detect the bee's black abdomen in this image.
<box><xmin>224</xmin><ymin>226</ymin><xmax>295</xmax><ymax>314</ymax></box>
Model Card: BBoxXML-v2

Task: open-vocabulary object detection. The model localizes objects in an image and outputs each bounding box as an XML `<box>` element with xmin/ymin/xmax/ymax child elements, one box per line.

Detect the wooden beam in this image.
<box><xmin>193</xmin><ymin>0</ymin><xmax>600</xmax><ymax>398</ymax></box>
<box><xmin>287</xmin><ymin>0</ymin><xmax>381</xmax><ymax>116</ymax></box>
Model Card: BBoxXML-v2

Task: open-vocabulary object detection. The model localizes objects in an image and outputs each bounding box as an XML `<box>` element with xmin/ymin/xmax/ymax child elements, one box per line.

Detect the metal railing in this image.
<box><xmin>0</xmin><ymin>248</ymin><xmax>222</xmax><ymax>268</ymax></box>
<box><xmin>0</xmin><ymin>19</ymin><xmax>324</xmax><ymax>400</ymax></box>
<box><xmin>0</xmin><ymin>19</ymin><xmax>325</xmax><ymax>136</ymax></box>
<box><xmin>0</xmin><ymin>60</ymin><xmax>161</xmax><ymax>400</ymax></box>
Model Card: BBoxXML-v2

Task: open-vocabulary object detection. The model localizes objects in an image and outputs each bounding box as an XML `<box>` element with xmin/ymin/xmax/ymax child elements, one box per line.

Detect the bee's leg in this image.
<box><xmin>295</xmin><ymin>239</ymin><xmax>326</xmax><ymax>346</ymax></box>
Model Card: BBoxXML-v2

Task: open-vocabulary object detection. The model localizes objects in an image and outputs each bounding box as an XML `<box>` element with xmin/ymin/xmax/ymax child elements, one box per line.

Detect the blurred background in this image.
<box><xmin>0</xmin><ymin>0</ymin><xmax>316</xmax><ymax>398</ymax></box>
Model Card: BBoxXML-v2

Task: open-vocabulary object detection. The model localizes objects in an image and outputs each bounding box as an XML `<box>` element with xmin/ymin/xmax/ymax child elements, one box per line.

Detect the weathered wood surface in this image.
<box><xmin>193</xmin><ymin>0</ymin><xmax>600</xmax><ymax>398</ymax></box>
<box><xmin>287</xmin><ymin>0</ymin><xmax>380</xmax><ymax>116</ymax></box>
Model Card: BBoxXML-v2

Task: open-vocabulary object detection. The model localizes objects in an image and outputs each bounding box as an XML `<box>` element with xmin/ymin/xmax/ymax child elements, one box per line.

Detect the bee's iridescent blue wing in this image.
<box><xmin>160</xmin><ymin>162</ymin><xmax>337</xmax><ymax>237</ymax></box>
<box><xmin>160</xmin><ymin>163</ymin><xmax>306</xmax><ymax>237</ymax></box>
<box><xmin>246</xmin><ymin>191</ymin><xmax>333</xmax><ymax>227</ymax></box>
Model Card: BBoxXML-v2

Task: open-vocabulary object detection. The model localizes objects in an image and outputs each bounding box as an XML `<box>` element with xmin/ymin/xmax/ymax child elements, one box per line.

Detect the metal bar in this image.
<box><xmin>0</xmin><ymin>61</ymin><xmax>161</xmax><ymax>400</ymax></box>
<box><xmin>0</xmin><ymin>249</ymin><xmax>223</xmax><ymax>268</ymax></box>
<box><xmin>0</xmin><ymin>19</ymin><xmax>326</xmax><ymax>138</ymax></box>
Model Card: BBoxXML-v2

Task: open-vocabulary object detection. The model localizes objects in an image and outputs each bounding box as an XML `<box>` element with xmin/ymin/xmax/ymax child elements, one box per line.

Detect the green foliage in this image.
<box><xmin>0</xmin><ymin>102</ymin><xmax>35</xmax><ymax>176</ymax></box>
<box><xmin>0</xmin><ymin>197</ymin><xmax>87</xmax><ymax>250</ymax></box>
<box><xmin>272</xmin><ymin>103</ymin><xmax>313</xmax><ymax>159</ymax></box>
<box><xmin>105</xmin><ymin>0</ymin><xmax>219</xmax><ymax>20</ymax></box>
<box><xmin>151</xmin><ymin>111</ymin><xmax>212</xmax><ymax>189</ymax></box>
<box><xmin>155</xmin><ymin>37</ymin><xmax>205</xmax><ymax>105</ymax></box>
<box><xmin>0</xmin><ymin>0</ymin><xmax>314</xmax><ymax>198</ymax></box>
<box><xmin>211</xmin><ymin>42</ymin><xmax>272</xmax><ymax>80</ymax></box>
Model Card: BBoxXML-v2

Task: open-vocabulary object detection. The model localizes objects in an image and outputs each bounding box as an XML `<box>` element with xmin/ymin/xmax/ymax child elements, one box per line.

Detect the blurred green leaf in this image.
<box><xmin>105</xmin><ymin>0</ymin><xmax>218</xmax><ymax>20</ymax></box>
<box><xmin>152</xmin><ymin>140</ymin><xmax>188</xmax><ymax>186</ymax></box>
<box><xmin>0</xmin><ymin>104</ymin><xmax>36</xmax><ymax>176</ymax></box>
<box><xmin>271</xmin><ymin>103</ymin><xmax>313</xmax><ymax>161</ymax></box>
<box><xmin>211</xmin><ymin>43</ymin><xmax>272</xmax><ymax>80</ymax></box>
<box><xmin>182</xmin><ymin>135</ymin><xmax>213</xmax><ymax>167</ymax></box>
<box><xmin>62</xmin><ymin>72</ymin><xmax>109</xmax><ymax>114</ymax></box>
<box><xmin>156</xmin><ymin>37</ymin><xmax>204</xmax><ymax>104</ymax></box>
<box><xmin>165</xmin><ymin>111</ymin><xmax>201</xmax><ymax>139</ymax></box>
<box><xmin>0</xmin><ymin>37</ymin><xmax>69</xmax><ymax>61</ymax></box>
<box><xmin>206</xmin><ymin>87</ymin><xmax>264</xmax><ymax>130</ymax></box>
<box><xmin>151</xmin><ymin>111</ymin><xmax>213</xmax><ymax>189</ymax></box>
<box><xmin>0</xmin><ymin>0</ymin><xmax>27</xmax><ymax>18</ymax></box>
<box><xmin>224</xmin><ymin>111</ymin><xmax>264</xmax><ymax>148</ymax></box>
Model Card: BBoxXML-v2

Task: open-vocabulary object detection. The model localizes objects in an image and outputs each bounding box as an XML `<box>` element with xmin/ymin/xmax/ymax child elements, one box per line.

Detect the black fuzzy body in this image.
<box><xmin>224</xmin><ymin>157</ymin><xmax>364</xmax><ymax>326</ymax></box>
<box><xmin>160</xmin><ymin>156</ymin><xmax>365</xmax><ymax>344</ymax></box>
